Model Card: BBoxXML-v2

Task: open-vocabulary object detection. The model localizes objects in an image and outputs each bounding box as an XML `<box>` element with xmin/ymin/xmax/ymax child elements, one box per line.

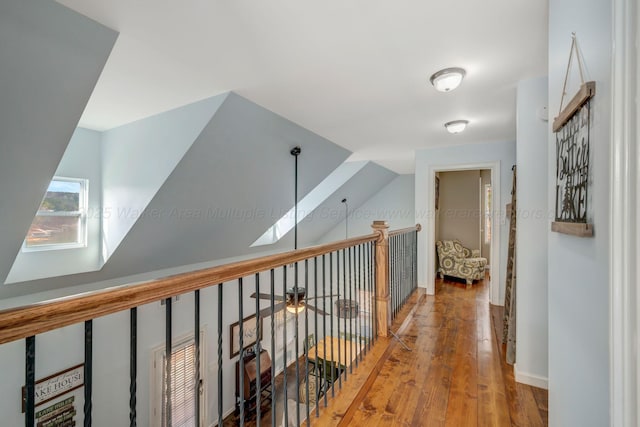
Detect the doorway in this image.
<box><xmin>435</xmin><ymin>169</ymin><xmax>492</xmax><ymax>267</ymax></box>
<box><xmin>427</xmin><ymin>162</ymin><xmax>501</xmax><ymax>305</ymax></box>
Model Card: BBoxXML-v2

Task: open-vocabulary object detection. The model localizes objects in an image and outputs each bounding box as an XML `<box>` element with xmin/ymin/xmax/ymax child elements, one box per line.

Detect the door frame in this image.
<box><xmin>426</xmin><ymin>161</ymin><xmax>501</xmax><ymax>305</ymax></box>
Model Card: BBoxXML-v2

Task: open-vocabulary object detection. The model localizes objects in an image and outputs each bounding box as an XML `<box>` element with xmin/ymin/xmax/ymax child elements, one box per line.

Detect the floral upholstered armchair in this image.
<box><xmin>436</xmin><ymin>240</ymin><xmax>487</xmax><ymax>286</ymax></box>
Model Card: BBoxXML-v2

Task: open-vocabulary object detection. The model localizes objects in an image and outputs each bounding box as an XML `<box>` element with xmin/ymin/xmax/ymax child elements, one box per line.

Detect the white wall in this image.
<box><xmin>319</xmin><ymin>174</ymin><xmax>415</xmax><ymax>243</ymax></box>
<box><xmin>415</xmin><ymin>140</ymin><xmax>515</xmax><ymax>303</ymax></box>
<box><xmin>548</xmin><ymin>0</ymin><xmax>611</xmax><ymax>425</ymax></box>
<box><xmin>515</xmin><ymin>77</ymin><xmax>549</xmax><ymax>389</ymax></box>
<box><xmin>6</xmin><ymin>129</ymin><xmax>103</xmax><ymax>283</ymax></box>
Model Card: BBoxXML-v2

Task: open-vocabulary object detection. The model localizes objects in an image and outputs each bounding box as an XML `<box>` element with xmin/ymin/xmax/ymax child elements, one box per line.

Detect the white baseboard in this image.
<box><xmin>514</xmin><ymin>363</ymin><xmax>548</xmax><ymax>390</ymax></box>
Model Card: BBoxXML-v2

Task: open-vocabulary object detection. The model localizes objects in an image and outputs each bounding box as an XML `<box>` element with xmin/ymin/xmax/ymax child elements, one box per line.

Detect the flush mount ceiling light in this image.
<box><xmin>444</xmin><ymin>120</ymin><xmax>469</xmax><ymax>134</ymax></box>
<box><xmin>430</xmin><ymin>67</ymin><xmax>466</xmax><ymax>92</ymax></box>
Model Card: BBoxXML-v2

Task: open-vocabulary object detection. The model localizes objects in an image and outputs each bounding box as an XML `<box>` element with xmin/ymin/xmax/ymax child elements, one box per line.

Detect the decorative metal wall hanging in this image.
<box><xmin>551</xmin><ymin>33</ymin><xmax>595</xmax><ymax>237</ymax></box>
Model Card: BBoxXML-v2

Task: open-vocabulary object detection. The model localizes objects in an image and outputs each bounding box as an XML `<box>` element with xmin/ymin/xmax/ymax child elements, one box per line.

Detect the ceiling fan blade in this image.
<box><xmin>306</xmin><ymin>304</ymin><xmax>329</xmax><ymax>316</ymax></box>
<box><xmin>258</xmin><ymin>302</ymin><xmax>286</xmax><ymax>318</ymax></box>
<box><xmin>250</xmin><ymin>292</ymin><xmax>286</xmax><ymax>301</ymax></box>
<box><xmin>305</xmin><ymin>294</ymin><xmax>340</xmax><ymax>301</ymax></box>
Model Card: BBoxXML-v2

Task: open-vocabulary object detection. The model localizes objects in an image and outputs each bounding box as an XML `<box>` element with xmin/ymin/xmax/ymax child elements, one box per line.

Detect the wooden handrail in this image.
<box><xmin>388</xmin><ymin>224</ymin><xmax>421</xmax><ymax>237</ymax></box>
<box><xmin>0</xmin><ymin>233</ymin><xmax>379</xmax><ymax>345</ymax></box>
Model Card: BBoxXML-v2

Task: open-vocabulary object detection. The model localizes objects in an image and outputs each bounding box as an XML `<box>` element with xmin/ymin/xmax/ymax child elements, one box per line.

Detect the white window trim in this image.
<box><xmin>22</xmin><ymin>176</ymin><xmax>88</xmax><ymax>252</ymax></box>
<box><xmin>484</xmin><ymin>183</ymin><xmax>492</xmax><ymax>245</ymax></box>
<box><xmin>151</xmin><ymin>331</ymin><xmax>206</xmax><ymax>427</ymax></box>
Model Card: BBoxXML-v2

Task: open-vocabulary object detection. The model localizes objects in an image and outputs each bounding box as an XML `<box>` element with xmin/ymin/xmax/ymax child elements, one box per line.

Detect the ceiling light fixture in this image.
<box><xmin>286</xmin><ymin>303</ymin><xmax>305</xmax><ymax>314</ymax></box>
<box><xmin>444</xmin><ymin>120</ymin><xmax>469</xmax><ymax>134</ymax></box>
<box><xmin>430</xmin><ymin>67</ymin><xmax>466</xmax><ymax>92</ymax></box>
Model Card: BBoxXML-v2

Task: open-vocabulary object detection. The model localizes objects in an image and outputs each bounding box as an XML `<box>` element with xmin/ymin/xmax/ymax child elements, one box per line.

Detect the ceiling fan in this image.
<box><xmin>251</xmin><ymin>287</ymin><xmax>337</xmax><ymax>318</ymax></box>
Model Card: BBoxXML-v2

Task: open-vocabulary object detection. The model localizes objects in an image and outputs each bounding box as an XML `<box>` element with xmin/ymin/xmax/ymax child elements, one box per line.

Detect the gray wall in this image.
<box><xmin>0</xmin><ymin>0</ymin><xmax>117</xmax><ymax>284</ymax></box>
<box><xmin>548</xmin><ymin>0</ymin><xmax>611</xmax><ymax>424</ymax></box>
<box><xmin>515</xmin><ymin>76</ymin><xmax>548</xmax><ymax>388</ymax></box>
<box><xmin>437</xmin><ymin>170</ymin><xmax>481</xmax><ymax>251</ymax></box>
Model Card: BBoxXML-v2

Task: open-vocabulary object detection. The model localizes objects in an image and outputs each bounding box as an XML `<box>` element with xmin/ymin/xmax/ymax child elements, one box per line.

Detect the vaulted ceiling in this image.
<box><xmin>56</xmin><ymin>0</ymin><xmax>548</xmax><ymax>173</ymax></box>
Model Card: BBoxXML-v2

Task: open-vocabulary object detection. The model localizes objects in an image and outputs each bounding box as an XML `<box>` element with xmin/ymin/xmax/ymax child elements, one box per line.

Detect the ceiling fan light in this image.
<box><xmin>286</xmin><ymin>302</ymin><xmax>305</xmax><ymax>314</ymax></box>
<box><xmin>430</xmin><ymin>67</ymin><xmax>466</xmax><ymax>92</ymax></box>
<box><xmin>444</xmin><ymin>120</ymin><xmax>469</xmax><ymax>134</ymax></box>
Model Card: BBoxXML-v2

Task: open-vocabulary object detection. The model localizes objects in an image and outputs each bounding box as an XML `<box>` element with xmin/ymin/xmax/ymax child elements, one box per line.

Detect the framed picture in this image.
<box><xmin>229</xmin><ymin>314</ymin><xmax>263</xmax><ymax>358</ymax></box>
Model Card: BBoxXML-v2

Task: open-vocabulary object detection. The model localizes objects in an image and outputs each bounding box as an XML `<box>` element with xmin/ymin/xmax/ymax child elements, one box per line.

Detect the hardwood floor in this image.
<box><xmin>223</xmin><ymin>274</ymin><xmax>548</xmax><ymax>426</ymax></box>
<box><xmin>337</xmin><ymin>274</ymin><xmax>548</xmax><ymax>426</ymax></box>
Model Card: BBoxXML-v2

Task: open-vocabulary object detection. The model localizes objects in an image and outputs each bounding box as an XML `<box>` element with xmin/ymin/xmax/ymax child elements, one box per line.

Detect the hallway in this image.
<box><xmin>339</xmin><ymin>275</ymin><xmax>548</xmax><ymax>426</ymax></box>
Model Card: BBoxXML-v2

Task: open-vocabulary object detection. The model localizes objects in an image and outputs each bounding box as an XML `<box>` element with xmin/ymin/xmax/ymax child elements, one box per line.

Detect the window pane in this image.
<box><xmin>162</xmin><ymin>341</ymin><xmax>197</xmax><ymax>427</ymax></box>
<box><xmin>40</xmin><ymin>180</ymin><xmax>81</xmax><ymax>212</ymax></box>
<box><xmin>24</xmin><ymin>178</ymin><xmax>86</xmax><ymax>250</ymax></box>
<box><xmin>25</xmin><ymin>215</ymin><xmax>80</xmax><ymax>247</ymax></box>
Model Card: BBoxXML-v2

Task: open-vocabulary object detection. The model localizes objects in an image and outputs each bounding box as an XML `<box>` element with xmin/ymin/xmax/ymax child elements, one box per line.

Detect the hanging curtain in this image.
<box><xmin>502</xmin><ymin>166</ymin><xmax>517</xmax><ymax>364</ymax></box>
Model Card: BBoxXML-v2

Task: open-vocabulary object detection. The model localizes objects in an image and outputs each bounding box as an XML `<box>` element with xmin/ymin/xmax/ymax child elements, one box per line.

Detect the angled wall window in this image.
<box><xmin>23</xmin><ymin>177</ymin><xmax>88</xmax><ymax>251</ymax></box>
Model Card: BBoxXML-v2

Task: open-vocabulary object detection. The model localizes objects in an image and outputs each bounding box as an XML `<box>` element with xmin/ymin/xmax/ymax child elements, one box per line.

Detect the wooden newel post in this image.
<box><xmin>371</xmin><ymin>220</ymin><xmax>390</xmax><ymax>337</ymax></box>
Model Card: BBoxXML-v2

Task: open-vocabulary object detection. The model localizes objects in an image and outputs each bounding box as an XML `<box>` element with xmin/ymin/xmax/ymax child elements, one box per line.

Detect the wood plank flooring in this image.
<box><xmin>223</xmin><ymin>274</ymin><xmax>548</xmax><ymax>426</ymax></box>
<box><xmin>333</xmin><ymin>274</ymin><xmax>548</xmax><ymax>426</ymax></box>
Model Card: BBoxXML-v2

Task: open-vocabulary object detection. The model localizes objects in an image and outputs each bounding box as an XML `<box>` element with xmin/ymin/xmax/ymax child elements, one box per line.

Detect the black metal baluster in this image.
<box><xmin>393</xmin><ymin>235</ymin><xmax>397</xmax><ymax>317</ymax></box>
<box><xmin>322</xmin><ymin>254</ymin><xmax>329</xmax><ymax>404</ymax></box>
<box><xmin>349</xmin><ymin>246</ymin><xmax>355</xmax><ymax>371</ymax></box>
<box><xmin>389</xmin><ymin>236</ymin><xmax>392</xmax><ymax>319</ymax></box>
<box><xmin>165</xmin><ymin>299</ymin><xmax>172</xmax><ymax>427</ymax></box>
<box><xmin>194</xmin><ymin>290</ymin><xmax>201</xmax><ymax>427</ymax></box>
<box><xmin>367</xmin><ymin>242</ymin><xmax>378</xmax><ymax>350</ymax></box>
<box><xmin>282</xmin><ymin>266</ymin><xmax>288</xmax><ymax>424</ymax></box>
<box><xmin>254</xmin><ymin>274</ymin><xmax>261</xmax><ymax>427</ymax></box>
<box><xmin>337</xmin><ymin>250</ymin><xmax>343</xmax><ymax>387</ymax></box>
<box><xmin>403</xmin><ymin>234</ymin><xmax>407</xmax><ymax>303</ymax></box>
<box><xmin>396</xmin><ymin>235</ymin><xmax>399</xmax><ymax>315</ymax></box>
<box><xmin>357</xmin><ymin>244</ymin><xmax>363</xmax><ymax>360</ymax></box>
<box><xmin>84</xmin><ymin>320</ymin><xmax>92</xmax><ymax>427</ymax></box>
<box><xmin>404</xmin><ymin>233</ymin><xmax>408</xmax><ymax>303</ymax></box>
<box><xmin>270</xmin><ymin>270</ymin><xmax>276</xmax><ymax>427</ymax></box>
<box><xmin>217</xmin><ymin>285</ymin><xmax>223</xmax><ymax>427</ymax></box>
<box><xmin>330</xmin><ymin>252</ymin><xmax>337</xmax><ymax>395</ymax></box>
<box><xmin>238</xmin><ymin>278</ymin><xmax>245</xmax><ymax>426</ymax></box>
<box><xmin>25</xmin><ymin>336</ymin><xmax>35</xmax><ymax>427</ymax></box>
<box><xmin>369</xmin><ymin>242</ymin><xmax>378</xmax><ymax>339</ymax></box>
<box><xmin>304</xmin><ymin>259</ymin><xmax>310</xmax><ymax>424</ymax></box>
<box><xmin>314</xmin><ymin>257</ymin><xmax>320</xmax><ymax>417</ymax></box>
<box><xmin>415</xmin><ymin>231</ymin><xmax>418</xmax><ymax>292</ymax></box>
<box><xmin>294</xmin><ymin>261</ymin><xmax>301</xmax><ymax>427</ymax></box>
<box><xmin>396</xmin><ymin>235</ymin><xmax>400</xmax><ymax>315</ymax></box>
<box><xmin>396</xmin><ymin>235</ymin><xmax>400</xmax><ymax>316</ymax></box>
<box><xmin>389</xmin><ymin>236</ymin><xmax>396</xmax><ymax>319</ymax></box>
<box><xmin>130</xmin><ymin>308</ymin><xmax>137</xmax><ymax>427</ymax></box>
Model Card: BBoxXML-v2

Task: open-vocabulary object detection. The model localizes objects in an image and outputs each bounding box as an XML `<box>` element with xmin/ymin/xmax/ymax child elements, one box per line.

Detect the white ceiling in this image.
<box><xmin>57</xmin><ymin>0</ymin><xmax>548</xmax><ymax>174</ymax></box>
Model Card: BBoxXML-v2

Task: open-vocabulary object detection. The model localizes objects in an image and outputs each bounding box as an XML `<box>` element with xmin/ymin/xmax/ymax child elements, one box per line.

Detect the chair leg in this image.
<box><xmin>466</xmin><ymin>279</ymin><xmax>472</xmax><ymax>289</ymax></box>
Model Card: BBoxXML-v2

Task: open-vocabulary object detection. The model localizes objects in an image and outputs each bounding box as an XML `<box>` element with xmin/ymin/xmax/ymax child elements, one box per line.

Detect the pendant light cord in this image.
<box><xmin>291</xmin><ymin>147</ymin><xmax>301</xmax><ymax>250</ymax></box>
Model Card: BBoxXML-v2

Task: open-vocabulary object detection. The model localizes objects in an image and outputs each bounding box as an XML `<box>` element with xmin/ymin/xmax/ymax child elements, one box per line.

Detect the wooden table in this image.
<box><xmin>307</xmin><ymin>336</ymin><xmax>359</xmax><ymax>368</ymax></box>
